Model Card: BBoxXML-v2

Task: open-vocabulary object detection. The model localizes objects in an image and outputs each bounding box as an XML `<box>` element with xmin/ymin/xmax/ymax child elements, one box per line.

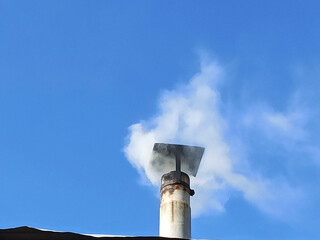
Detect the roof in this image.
<box><xmin>0</xmin><ymin>226</ymin><xmax>185</xmax><ymax>240</ymax></box>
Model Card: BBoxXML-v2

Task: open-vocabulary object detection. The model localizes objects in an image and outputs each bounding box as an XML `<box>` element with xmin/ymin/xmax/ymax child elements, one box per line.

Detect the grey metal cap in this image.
<box><xmin>151</xmin><ymin>143</ymin><xmax>205</xmax><ymax>177</ymax></box>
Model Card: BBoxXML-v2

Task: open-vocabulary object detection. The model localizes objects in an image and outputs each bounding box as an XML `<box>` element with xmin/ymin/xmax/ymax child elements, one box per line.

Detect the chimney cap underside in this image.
<box><xmin>152</xmin><ymin>143</ymin><xmax>205</xmax><ymax>177</ymax></box>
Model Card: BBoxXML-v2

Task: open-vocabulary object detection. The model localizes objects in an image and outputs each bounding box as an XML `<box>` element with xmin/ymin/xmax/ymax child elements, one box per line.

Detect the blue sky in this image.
<box><xmin>1</xmin><ymin>1</ymin><xmax>320</xmax><ymax>239</ymax></box>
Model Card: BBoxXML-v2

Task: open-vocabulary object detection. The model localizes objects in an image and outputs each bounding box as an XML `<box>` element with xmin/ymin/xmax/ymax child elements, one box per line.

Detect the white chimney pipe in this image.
<box><xmin>159</xmin><ymin>171</ymin><xmax>193</xmax><ymax>239</ymax></box>
<box><xmin>153</xmin><ymin>143</ymin><xmax>204</xmax><ymax>239</ymax></box>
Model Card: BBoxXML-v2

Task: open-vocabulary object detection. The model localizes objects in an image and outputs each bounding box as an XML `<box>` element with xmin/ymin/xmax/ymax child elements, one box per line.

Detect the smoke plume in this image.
<box><xmin>124</xmin><ymin>57</ymin><xmax>301</xmax><ymax>217</ymax></box>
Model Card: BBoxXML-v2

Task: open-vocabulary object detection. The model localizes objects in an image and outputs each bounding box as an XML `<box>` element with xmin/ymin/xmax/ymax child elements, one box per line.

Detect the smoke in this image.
<box><xmin>124</xmin><ymin>57</ymin><xmax>302</xmax><ymax>218</ymax></box>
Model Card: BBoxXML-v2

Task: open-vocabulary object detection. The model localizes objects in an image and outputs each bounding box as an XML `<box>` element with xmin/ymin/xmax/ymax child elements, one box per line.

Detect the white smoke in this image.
<box><xmin>124</xmin><ymin>58</ymin><xmax>302</xmax><ymax>217</ymax></box>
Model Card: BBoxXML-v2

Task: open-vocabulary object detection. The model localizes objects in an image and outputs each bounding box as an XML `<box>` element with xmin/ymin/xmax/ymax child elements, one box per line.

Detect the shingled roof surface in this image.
<box><xmin>0</xmin><ymin>226</ymin><xmax>185</xmax><ymax>240</ymax></box>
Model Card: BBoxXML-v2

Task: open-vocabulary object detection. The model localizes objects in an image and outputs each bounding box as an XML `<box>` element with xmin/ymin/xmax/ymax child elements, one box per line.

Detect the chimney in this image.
<box><xmin>152</xmin><ymin>143</ymin><xmax>204</xmax><ymax>239</ymax></box>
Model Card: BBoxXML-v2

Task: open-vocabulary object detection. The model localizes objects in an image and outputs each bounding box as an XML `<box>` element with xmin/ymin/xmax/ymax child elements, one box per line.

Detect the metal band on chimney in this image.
<box><xmin>160</xmin><ymin>171</ymin><xmax>195</xmax><ymax>196</ymax></box>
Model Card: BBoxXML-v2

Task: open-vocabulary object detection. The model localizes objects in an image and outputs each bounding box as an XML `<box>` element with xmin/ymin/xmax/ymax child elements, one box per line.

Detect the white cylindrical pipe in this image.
<box><xmin>159</xmin><ymin>172</ymin><xmax>192</xmax><ymax>239</ymax></box>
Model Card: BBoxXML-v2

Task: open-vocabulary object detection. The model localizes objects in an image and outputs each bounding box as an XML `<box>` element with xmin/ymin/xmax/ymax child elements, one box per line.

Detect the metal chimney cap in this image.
<box><xmin>152</xmin><ymin>143</ymin><xmax>205</xmax><ymax>177</ymax></box>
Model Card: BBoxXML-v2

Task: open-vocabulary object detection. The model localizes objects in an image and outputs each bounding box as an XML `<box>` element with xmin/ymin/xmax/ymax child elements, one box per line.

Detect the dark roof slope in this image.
<box><xmin>0</xmin><ymin>226</ymin><xmax>184</xmax><ymax>240</ymax></box>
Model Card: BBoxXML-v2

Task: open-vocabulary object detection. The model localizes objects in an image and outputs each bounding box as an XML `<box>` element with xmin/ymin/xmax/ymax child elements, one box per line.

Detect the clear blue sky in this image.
<box><xmin>1</xmin><ymin>1</ymin><xmax>320</xmax><ymax>240</ymax></box>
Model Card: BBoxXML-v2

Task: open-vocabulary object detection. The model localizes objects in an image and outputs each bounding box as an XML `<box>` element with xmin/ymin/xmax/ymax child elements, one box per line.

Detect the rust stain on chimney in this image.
<box><xmin>171</xmin><ymin>201</ymin><xmax>174</xmax><ymax>222</ymax></box>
